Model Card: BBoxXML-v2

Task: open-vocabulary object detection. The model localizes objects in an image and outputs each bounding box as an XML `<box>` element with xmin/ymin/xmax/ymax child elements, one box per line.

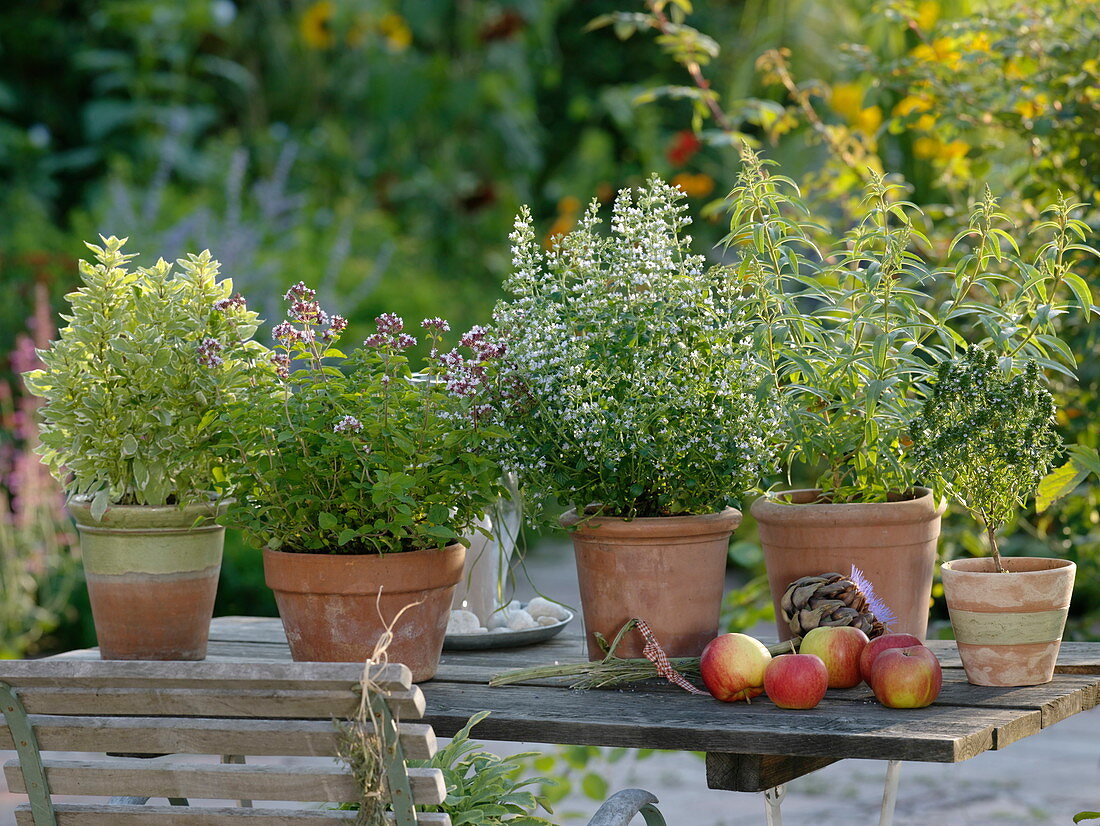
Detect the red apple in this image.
<box><xmin>870</xmin><ymin>646</ymin><xmax>943</xmax><ymax>708</ymax></box>
<box><xmin>700</xmin><ymin>633</ymin><xmax>772</xmax><ymax>703</ymax></box>
<box><xmin>764</xmin><ymin>654</ymin><xmax>829</xmax><ymax>709</ymax></box>
<box><xmin>859</xmin><ymin>633</ymin><xmax>924</xmax><ymax>684</ymax></box>
<box><xmin>799</xmin><ymin>625</ymin><xmax>869</xmax><ymax>688</ymax></box>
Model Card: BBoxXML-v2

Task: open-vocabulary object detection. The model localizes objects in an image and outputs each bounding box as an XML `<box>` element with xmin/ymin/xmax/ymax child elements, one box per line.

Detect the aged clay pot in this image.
<box><xmin>561</xmin><ymin>507</ymin><xmax>742</xmax><ymax>661</ymax></box>
<box><xmin>752</xmin><ymin>488</ymin><xmax>945</xmax><ymax>642</ymax></box>
<box><xmin>69</xmin><ymin>498</ymin><xmax>225</xmax><ymax>660</ymax></box>
<box><xmin>263</xmin><ymin>543</ymin><xmax>465</xmax><ymax>682</ymax></box>
<box><xmin>940</xmin><ymin>556</ymin><xmax>1075</xmax><ymax>686</ymax></box>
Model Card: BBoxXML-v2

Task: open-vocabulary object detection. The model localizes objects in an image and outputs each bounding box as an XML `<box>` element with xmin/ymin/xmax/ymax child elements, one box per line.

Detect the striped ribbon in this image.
<box><xmin>634</xmin><ymin>617</ymin><xmax>708</xmax><ymax>696</ymax></box>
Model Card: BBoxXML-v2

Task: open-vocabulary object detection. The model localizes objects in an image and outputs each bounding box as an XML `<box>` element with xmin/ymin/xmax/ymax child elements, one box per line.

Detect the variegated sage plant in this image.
<box><xmin>492</xmin><ymin>176</ymin><xmax>781</xmax><ymax>520</ymax></box>
<box><xmin>24</xmin><ymin>236</ymin><xmax>265</xmax><ymax>520</ymax></box>
<box><xmin>726</xmin><ymin>146</ymin><xmax>1097</xmax><ymax>503</ymax></box>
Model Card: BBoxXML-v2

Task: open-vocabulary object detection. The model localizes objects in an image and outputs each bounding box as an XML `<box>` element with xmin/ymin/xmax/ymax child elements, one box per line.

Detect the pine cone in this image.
<box><xmin>780</xmin><ymin>572</ymin><xmax>886</xmax><ymax>639</ymax></box>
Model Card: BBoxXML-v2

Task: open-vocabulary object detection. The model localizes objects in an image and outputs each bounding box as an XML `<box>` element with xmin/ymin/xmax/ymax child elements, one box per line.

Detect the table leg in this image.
<box><xmin>763</xmin><ymin>785</ymin><xmax>785</xmax><ymax>826</ymax></box>
<box><xmin>878</xmin><ymin>760</ymin><xmax>902</xmax><ymax>826</ymax></box>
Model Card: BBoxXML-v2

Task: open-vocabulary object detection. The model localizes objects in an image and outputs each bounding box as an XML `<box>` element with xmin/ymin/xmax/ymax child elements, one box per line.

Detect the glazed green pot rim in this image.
<box><xmin>67</xmin><ymin>494</ymin><xmax>230</xmax><ymax>529</ymax></box>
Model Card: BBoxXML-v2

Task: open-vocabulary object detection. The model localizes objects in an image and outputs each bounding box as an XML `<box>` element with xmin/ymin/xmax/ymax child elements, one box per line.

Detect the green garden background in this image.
<box><xmin>2</xmin><ymin>0</ymin><xmax>1098</xmax><ymax>656</ymax></box>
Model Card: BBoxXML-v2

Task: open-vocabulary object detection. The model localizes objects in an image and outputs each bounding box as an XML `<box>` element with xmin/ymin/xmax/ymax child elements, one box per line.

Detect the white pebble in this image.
<box><xmin>490</xmin><ymin>627</ymin><xmax>510</xmax><ymax>634</ymax></box>
<box><xmin>525</xmin><ymin>597</ymin><xmax>570</xmax><ymax>621</ymax></box>
<box><xmin>506</xmin><ymin>609</ymin><xmax>538</xmax><ymax>631</ymax></box>
<box><xmin>537</xmin><ymin>615</ymin><xmax>559</xmax><ymax>627</ymax></box>
<box><xmin>446</xmin><ymin>610</ymin><xmax>481</xmax><ymax>635</ymax></box>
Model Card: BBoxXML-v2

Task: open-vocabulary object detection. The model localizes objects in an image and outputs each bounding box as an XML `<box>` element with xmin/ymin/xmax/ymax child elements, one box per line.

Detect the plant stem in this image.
<box><xmin>986</xmin><ymin>524</ymin><xmax>1006</xmax><ymax>573</ymax></box>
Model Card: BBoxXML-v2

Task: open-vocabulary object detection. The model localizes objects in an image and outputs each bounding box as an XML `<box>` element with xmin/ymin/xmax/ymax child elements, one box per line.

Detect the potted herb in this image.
<box><xmin>912</xmin><ymin>349</ymin><xmax>1072</xmax><ymax>686</ymax></box>
<box><xmin>218</xmin><ymin>284</ymin><xmax>505</xmax><ymax>681</ymax></box>
<box><xmin>727</xmin><ymin>149</ymin><xmax>1093</xmax><ymax>641</ymax></box>
<box><xmin>491</xmin><ymin>177</ymin><xmax>780</xmax><ymax>660</ymax></box>
<box><xmin>24</xmin><ymin>236</ymin><xmax>264</xmax><ymax>660</ymax></box>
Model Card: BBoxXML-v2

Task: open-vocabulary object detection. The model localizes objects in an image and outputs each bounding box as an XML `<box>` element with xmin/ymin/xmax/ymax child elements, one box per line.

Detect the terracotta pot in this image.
<box><xmin>69</xmin><ymin>499</ymin><xmax>225</xmax><ymax>660</ymax></box>
<box><xmin>752</xmin><ymin>488</ymin><xmax>945</xmax><ymax>642</ymax></box>
<box><xmin>263</xmin><ymin>543</ymin><xmax>465</xmax><ymax>681</ymax></box>
<box><xmin>561</xmin><ymin>507</ymin><xmax>742</xmax><ymax>661</ymax></box>
<box><xmin>940</xmin><ymin>556</ymin><xmax>1075</xmax><ymax>686</ymax></box>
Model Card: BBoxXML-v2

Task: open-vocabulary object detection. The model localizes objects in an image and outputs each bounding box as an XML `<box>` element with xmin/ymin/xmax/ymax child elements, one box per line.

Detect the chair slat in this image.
<box><xmin>5</xmin><ymin>759</ymin><xmax>446</xmax><ymax>806</ymax></box>
<box><xmin>0</xmin><ymin>661</ymin><xmax>410</xmax><ymax>691</ymax></box>
<box><xmin>0</xmin><ymin>716</ymin><xmax>436</xmax><ymax>760</ymax></box>
<box><xmin>14</xmin><ymin>804</ymin><xmax>451</xmax><ymax>825</ymax></box>
<box><xmin>13</xmin><ymin>685</ymin><xmax>426</xmax><ymax>720</ymax></box>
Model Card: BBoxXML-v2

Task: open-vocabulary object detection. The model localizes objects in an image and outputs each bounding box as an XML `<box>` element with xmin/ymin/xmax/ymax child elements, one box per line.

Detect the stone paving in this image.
<box><xmin>2</xmin><ymin>540</ymin><xmax>1097</xmax><ymax>825</ymax></box>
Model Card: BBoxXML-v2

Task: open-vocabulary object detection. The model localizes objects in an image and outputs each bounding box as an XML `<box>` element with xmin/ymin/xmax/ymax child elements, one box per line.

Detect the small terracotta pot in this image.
<box><xmin>263</xmin><ymin>544</ymin><xmax>465</xmax><ymax>681</ymax></box>
<box><xmin>69</xmin><ymin>499</ymin><xmax>225</xmax><ymax>661</ymax></box>
<box><xmin>561</xmin><ymin>507</ymin><xmax>742</xmax><ymax>661</ymax></box>
<box><xmin>752</xmin><ymin>488</ymin><xmax>945</xmax><ymax>642</ymax></box>
<box><xmin>940</xmin><ymin>556</ymin><xmax>1075</xmax><ymax>686</ymax></box>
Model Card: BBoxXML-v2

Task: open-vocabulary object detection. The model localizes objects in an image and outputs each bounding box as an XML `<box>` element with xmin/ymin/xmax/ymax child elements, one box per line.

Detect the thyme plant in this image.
<box><xmin>909</xmin><ymin>349</ymin><xmax>1063</xmax><ymax>572</ymax></box>
<box><xmin>24</xmin><ymin>236</ymin><xmax>264</xmax><ymax>520</ymax></box>
<box><xmin>724</xmin><ymin>147</ymin><xmax>1094</xmax><ymax>503</ymax></box>
<box><xmin>492</xmin><ymin>175</ymin><xmax>780</xmax><ymax>520</ymax></box>
<box><xmin>217</xmin><ymin>285</ymin><xmax>506</xmax><ymax>555</ymax></box>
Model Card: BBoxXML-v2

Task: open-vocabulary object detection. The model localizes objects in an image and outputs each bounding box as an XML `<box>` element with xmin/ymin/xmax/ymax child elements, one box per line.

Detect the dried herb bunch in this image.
<box><xmin>909</xmin><ymin>348</ymin><xmax>1063</xmax><ymax>572</ymax></box>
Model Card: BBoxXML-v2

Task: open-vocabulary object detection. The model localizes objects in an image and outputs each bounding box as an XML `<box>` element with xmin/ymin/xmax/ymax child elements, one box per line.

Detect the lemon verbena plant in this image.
<box><xmin>217</xmin><ymin>283</ymin><xmax>506</xmax><ymax>555</ymax></box>
<box><xmin>910</xmin><ymin>349</ymin><xmax>1063</xmax><ymax>573</ymax></box>
<box><xmin>491</xmin><ymin>175</ymin><xmax>780</xmax><ymax>520</ymax></box>
<box><xmin>24</xmin><ymin>236</ymin><xmax>264</xmax><ymax>521</ymax></box>
<box><xmin>724</xmin><ymin>147</ymin><xmax>1096</xmax><ymax>503</ymax></box>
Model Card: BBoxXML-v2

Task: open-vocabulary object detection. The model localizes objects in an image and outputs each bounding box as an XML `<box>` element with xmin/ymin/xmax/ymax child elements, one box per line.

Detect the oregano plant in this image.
<box><xmin>909</xmin><ymin>348</ymin><xmax>1063</xmax><ymax>572</ymax></box>
<box><xmin>24</xmin><ymin>236</ymin><xmax>264</xmax><ymax>520</ymax></box>
<box><xmin>216</xmin><ymin>284</ymin><xmax>507</xmax><ymax>555</ymax></box>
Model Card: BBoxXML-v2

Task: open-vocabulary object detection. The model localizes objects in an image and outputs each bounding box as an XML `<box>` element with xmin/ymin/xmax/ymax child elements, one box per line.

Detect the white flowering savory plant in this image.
<box><xmin>216</xmin><ymin>283</ymin><xmax>507</xmax><ymax>555</ymax></box>
<box><xmin>491</xmin><ymin>176</ymin><xmax>780</xmax><ymax>520</ymax></box>
<box><xmin>909</xmin><ymin>348</ymin><xmax>1063</xmax><ymax>573</ymax></box>
<box><xmin>24</xmin><ymin>236</ymin><xmax>264</xmax><ymax>521</ymax></box>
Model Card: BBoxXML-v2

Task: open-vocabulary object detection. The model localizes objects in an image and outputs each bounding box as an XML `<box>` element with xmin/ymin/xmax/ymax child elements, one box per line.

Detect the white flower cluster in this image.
<box><xmin>492</xmin><ymin>176</ymin><xmax>781</xmax><ymax>518</ymax></box>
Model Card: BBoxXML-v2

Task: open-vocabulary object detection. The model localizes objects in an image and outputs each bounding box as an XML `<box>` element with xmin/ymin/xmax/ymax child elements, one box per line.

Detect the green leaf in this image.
<box><xmin>90</xmin><ymin>489</ymin><xmax>111</xmax><ymax>522</ymax></box>
<box><xmin>1036</xmin><ymin>460</ymin><xmax>1087</xmax><ymax>512</ymax></box>
<box><xmin>318</xmin><ymin>512</ymin><xmax>338</xmax><ymax>530</ymax></box>
<box><xmin>121</xmin><ymin>433</ymin><xmax>139</xmax><ymax>456</ymax></box>
<box><xmin>580</xmin><ymin>772</ymin><xmax>609</xmax><ymax>800</ymax></box>
<box><xmin>1064</xmin><ymin>273</ymin><xmax>1095</xmax><ymax>315</ymax></box>
<box><xmin>1073</xmin><ymin>813</ymin><xmax>1100</xmax><ymax>823</ymax></box>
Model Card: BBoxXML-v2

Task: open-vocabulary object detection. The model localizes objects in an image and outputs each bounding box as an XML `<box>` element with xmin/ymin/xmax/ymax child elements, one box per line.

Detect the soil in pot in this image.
<box><xmin>940</xmin><ymin>556</ymin><xmax>1075</xmax><ymax>687</ymax></box>
<box><xmin>561</xmin><ymin>507</ymin><xmax>741</xmax><ymax>661</ymax></box>
<box><xmin>752</xmin><ymin>488</ymin><xmax>945</xmax><ymax>641</ymax></box>
<box><xmin>263</xmin><ymin>543</ymin><xmax>466</xmax><ymax>682</ymax></box>
<box><xmin>69</xmin><ymin>499</ymin><xmax>225</xmax><ymax>661</ymax></box>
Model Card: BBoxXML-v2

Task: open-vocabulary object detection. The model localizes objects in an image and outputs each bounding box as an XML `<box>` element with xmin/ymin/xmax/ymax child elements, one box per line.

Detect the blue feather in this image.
<box><xmin>850</xmin><ymin>565</ymin><xmax>897</xmax><ymax>630</ymax></box>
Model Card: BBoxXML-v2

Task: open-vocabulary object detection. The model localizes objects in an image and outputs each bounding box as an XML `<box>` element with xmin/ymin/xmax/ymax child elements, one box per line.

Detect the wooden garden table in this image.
<box><xmin>54</xmin><ymin>617</ymin><xmax>1100</xmax><ymax>825</ymax></box>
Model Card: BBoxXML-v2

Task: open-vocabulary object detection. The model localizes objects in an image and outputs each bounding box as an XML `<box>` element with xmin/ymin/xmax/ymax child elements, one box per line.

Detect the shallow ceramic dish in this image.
<box><xmin>443</xmin><ymin>606</ymin><xmax>573</xmax><ymax>651</ymax></box>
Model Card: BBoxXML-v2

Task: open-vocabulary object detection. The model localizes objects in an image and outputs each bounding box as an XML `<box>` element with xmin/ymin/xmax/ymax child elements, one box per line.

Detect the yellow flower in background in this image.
<box><xmin>911</xmin><ymin>37</ymin><xmax>961</xmax><ymax>70</ymax></box>
<box><xmin>379</xmin><ymin>12</ymin><xmax>412</xmax><ymax>52</ymax></box>
<box><xmin>913</xmin><ymin>136</ymin><xmax>968</xmax><ymax>161</ymax></box>
<box><xmin>856</xmin><ymin>105</ymin><xmax>883</xmax><ymax>135</ymax></box>
<box><xmin>300</xmin><ymin>0</ymin><xmax>335</xmax><ymax>49</ymax></box>
<box><xmin>1015</xmin><ymin>91</ymin><xmax>1050</xmax><ymax>120</ymax></box>
<box><xmin>830</xmin><ymin>82</ymin><xmax>865</xmax><ymax>124</ymax></box>
<box><xmin>671</xmin><ymin>172</ymin><xmax>715</xmax><ymax>198</ymax></box>
<box><xmin>1004</xmin><ymin>58</ymin><xmax>1025</xmax><ymax>81</ymax></box>
<box><xmin>893</xmin><ymin>95</ymin><xmax>936</xmax><ymax>131</ymax></box>
<box><xmin>916</xmin><ymin>0</ymin><xmax>940</xmax><ymax>31</ymax></box>
<box><xmin>957</xmin><ymin>31</ymin><xmax>991</xmax><ymax>54</ymax></box>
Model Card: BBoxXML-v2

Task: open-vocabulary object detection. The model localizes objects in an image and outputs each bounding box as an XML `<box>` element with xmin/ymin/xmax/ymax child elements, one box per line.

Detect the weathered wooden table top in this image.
<box><xmin>54</xmin><ymin>616</ymin><xmax>1100</xmax><ymax>793</ymax></box>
